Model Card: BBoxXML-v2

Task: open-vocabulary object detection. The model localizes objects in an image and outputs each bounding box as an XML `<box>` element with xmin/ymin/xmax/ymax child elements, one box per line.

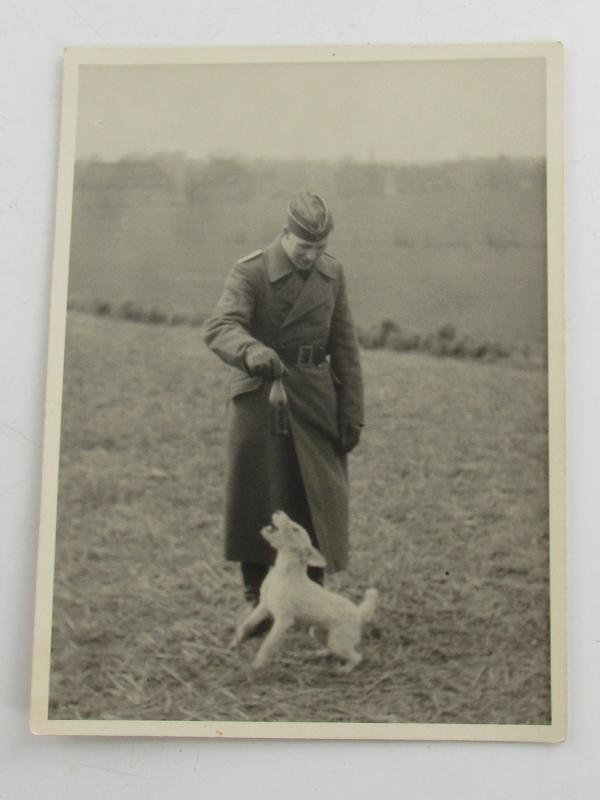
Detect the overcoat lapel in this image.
<box><xmin>275</xmin><ymin>271</ymin><xmax>305</xmax><ymax>309</ymax></box>
<box><xmin>280</xmin><ymin>270</ymin><xmax>330</xmax><ymax>329</ymax></box>
<box><xmin>265</xmin><ymin>239</ymin><xmax>333</xmax><ymax>330</ymax></box>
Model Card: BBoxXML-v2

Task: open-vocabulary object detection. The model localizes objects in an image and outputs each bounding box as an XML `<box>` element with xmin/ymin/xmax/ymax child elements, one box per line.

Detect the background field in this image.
<box><xmin>49</xmin><ymin>311</ymin><xmax>550</xmax><ymax>724</ymax></box>
<box><xmin>69</xmin><ymin>156</ymin><xmax>547</xmax><ymax>347</ymax></box>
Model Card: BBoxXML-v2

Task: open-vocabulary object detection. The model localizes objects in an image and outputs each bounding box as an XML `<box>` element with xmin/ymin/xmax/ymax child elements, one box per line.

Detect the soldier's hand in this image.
<box><xmin>337</xmin><ymin>423</ymin><xmax>362</xmax><ymax>455</ymax></box>
<box><xmin>244</xmin><ymin>344</ymin><xmax>285</xmax><ymax>380</ymax></box>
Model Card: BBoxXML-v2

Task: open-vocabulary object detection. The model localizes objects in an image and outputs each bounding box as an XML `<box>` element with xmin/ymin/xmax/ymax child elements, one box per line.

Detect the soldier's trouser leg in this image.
<box><xmin>241</xmin><ymin>562</ymin><xmax>270</xmax><ymax>605</ymax></box>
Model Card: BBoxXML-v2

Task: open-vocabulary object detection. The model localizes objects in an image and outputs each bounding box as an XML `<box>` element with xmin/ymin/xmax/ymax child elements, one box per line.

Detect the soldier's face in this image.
<box><xmin>283</xmin><ymin>232</ymin><xmax>329</xmax><ymax>269</ymax></box>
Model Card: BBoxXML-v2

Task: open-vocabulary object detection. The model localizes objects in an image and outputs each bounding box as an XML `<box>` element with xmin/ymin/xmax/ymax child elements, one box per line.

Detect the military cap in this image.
<box><xmin>286</xmin><ymin>191</ymin><xmax>334</xmax><ymax>242</ymax></box>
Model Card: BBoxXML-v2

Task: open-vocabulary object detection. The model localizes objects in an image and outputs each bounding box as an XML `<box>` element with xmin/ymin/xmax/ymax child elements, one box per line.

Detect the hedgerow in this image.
<box><xmin>68</xmin><ymin>300</ymin><xmax>537</xmax><ymax>366</ymax></box>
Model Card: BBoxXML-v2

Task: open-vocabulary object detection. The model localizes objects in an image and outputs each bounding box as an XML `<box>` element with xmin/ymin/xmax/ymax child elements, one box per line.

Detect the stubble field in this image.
<box><xmin>48</xmin><ymin>311</ymin><xmax>550</xmax><ymax>724</ymax></box>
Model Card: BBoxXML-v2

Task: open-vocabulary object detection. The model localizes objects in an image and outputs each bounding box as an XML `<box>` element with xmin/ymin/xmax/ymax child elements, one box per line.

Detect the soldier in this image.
<box><xmin>204</xmin><ymin>191</ymin><xmax>364</xmax><ymax>616</ymax></box>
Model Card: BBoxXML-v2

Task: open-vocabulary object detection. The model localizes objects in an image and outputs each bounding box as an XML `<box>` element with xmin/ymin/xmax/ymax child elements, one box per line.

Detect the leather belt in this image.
<box><xmin>276</xmin><ymin>344</ymin><xmax>327</xmax><ymax>368</ymax></box>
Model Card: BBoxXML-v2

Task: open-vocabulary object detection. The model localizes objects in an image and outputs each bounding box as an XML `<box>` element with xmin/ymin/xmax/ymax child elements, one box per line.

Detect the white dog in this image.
<box><xmin>230</xmin><ymin>510</ymin><xmax>379</xmax><ymax>673</ymax></box>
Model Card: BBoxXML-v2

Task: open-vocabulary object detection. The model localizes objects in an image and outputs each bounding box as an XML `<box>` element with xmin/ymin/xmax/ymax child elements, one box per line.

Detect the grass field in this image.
<box><xmin>48</xmin><ymin>311</ymin><xmax>550</xmax><ymax>724</ymax></box>
<box><xmin>68</xmin><ymin>189</ymin><xmax>547</xmax><ymax>347</ymax></box>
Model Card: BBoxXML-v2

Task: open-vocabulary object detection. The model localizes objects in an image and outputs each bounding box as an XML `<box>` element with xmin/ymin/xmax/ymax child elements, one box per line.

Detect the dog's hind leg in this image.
<box><xmin>230</xmin><ymin>603</ymin><xmax>271</xmax><ymax>648</ymax></box>
<box><xmin>252</xmin><ymin>616</ymin><xmax>293</xmax><ymax>670</ymax></box>
<box><xmin>327</xmin><ymin>624</ymin><xmax>363</xmax><ymax>673</ymax></box>
<box><xmin>336</xmin><ymin>651</ymin><xmax>362</xmax><ymax>674</ymax></box>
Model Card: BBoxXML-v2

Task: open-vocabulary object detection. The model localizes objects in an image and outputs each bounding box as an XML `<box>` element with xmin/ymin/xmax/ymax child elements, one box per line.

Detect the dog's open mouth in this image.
<box><xmin>271</xmin><ymin>510</ymin><xmax>289</xmax><ymax>528</ymax></box>
<box><xmin>261</xmin><ymin>524</ymin><xmax>278</xmax><ymax>542</ymax></box>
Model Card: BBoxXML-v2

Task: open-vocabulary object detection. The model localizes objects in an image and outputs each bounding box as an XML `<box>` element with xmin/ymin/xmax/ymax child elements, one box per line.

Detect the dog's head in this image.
<box><xmin>261</xmin><ymin>510</ymin><xmax>327</xmax><ymax>568</ymax></box>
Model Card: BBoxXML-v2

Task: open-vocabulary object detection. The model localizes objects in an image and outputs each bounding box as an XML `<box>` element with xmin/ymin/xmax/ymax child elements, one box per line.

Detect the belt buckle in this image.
<box><xmin>298</xmin><ymin>345</ymin><xmax>314</xmax><ymax>367</ymax></box>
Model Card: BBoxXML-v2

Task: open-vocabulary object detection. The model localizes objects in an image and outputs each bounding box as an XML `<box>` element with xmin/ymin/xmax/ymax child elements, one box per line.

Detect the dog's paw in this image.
<box><xmin>305</xmin><ymin>648</ymin><xmax>333</xmax><ymax>661</ymax></box>
<box><xmin>229</xmin><ymin>630</ymin><xmax>244</xmax><ymax>649</ymax></box>
<box><xmin>336</xmin><ymin>654</ymin><xmax>362</xmax><ymax>674</ymax></box>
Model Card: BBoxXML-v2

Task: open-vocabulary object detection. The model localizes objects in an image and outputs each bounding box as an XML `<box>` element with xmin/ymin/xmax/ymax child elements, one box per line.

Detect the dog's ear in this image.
<box><xmin>305</xmin><ymin>544</ymin><xmax>327</xmax><ymax>568</ymax></box>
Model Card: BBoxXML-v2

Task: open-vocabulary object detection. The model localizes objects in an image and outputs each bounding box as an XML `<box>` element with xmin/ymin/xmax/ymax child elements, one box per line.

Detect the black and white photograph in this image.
<box><xmin>30</xmin><ymin>43</ymin><xmax>565</xmax><ymax>741</ymax></box>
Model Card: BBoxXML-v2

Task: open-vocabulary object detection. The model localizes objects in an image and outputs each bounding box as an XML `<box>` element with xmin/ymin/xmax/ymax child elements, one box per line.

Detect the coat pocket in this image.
<box><xmin>229</xmin><ymin>370</ymin><xmax>262</xmax><ymax>399</ymax></box>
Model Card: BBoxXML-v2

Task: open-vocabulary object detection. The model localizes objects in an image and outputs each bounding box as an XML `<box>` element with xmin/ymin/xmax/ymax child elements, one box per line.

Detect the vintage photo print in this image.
<box><xmin>31</xmin><ymin>44</ymin><xmax>565</xmax><ymax>741</ymax></box>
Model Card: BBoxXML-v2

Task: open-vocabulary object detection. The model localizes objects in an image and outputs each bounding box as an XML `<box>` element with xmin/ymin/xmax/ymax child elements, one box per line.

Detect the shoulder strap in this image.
<box><xmin>239</xmin><ymin>249</ymin><xmax>264</xmax><ymax>264</ymax></box>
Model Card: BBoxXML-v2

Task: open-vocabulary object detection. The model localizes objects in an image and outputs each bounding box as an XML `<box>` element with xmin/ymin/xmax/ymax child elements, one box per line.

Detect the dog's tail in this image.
<box><xmin>359</xmin><ymin>588</ymin><xmax>379</xmax><ymax>624</ymax></box>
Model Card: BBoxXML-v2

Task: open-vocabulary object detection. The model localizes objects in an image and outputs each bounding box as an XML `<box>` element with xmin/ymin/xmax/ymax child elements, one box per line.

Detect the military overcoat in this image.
<box><xmin>203</xmin><ymin>236</ymin><xmax>364</xmax><ymax>573</ymax></box>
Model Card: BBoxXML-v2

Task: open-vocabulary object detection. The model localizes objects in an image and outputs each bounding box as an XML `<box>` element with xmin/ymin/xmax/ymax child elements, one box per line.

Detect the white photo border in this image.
<box><xmin>30</xmin><ymin>42</ymin><xmax>566</xmax><ymax>742</ymax></box>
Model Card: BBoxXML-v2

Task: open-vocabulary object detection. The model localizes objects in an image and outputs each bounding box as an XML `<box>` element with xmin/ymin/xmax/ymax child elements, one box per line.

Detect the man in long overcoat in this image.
<box><xmin>204</xmin><ymin>191</ymin><xmax>364</xmax><ymax>607</ymax></box>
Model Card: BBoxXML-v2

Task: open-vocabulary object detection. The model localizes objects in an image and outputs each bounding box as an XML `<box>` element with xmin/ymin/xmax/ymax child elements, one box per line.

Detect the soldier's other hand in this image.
<box><xmin>338</xmin><ymin>423</ymin><xmax>362</xmax><ymax>454</ymax></box>
<box><xmin>244</xmin><ymin>344</ymin><xmax>285</xmax><ymax>380</ymax></box>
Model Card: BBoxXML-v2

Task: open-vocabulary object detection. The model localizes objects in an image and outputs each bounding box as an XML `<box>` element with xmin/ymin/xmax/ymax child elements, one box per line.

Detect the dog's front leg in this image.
<box><xmin>252</xmin><ymin>616</ymin><xmax>292</xmax><ymax>670</ymax></box>
<box><xmin>230</xmin><ymin>603</ymin><xmax>270</xmax><ymax>648</ymax></box>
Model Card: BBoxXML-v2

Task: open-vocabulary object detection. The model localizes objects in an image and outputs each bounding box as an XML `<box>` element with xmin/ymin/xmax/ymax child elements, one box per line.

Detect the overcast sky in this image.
<box><xmin>76</xmin><ymin>58</ymin><xmax>546</xmax><ymax>163</ymax></box>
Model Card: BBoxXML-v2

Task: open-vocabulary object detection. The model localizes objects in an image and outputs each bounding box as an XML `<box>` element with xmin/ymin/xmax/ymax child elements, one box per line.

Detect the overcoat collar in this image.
<box><xmin>265</xmin><ymin>237</ymin><xmax>337</xmax><ymax>283</ymax></box>
<box><xmin>265</xmin><ymin>238</ymin><xmax>335</xmax><ymax>330</ymax></box>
